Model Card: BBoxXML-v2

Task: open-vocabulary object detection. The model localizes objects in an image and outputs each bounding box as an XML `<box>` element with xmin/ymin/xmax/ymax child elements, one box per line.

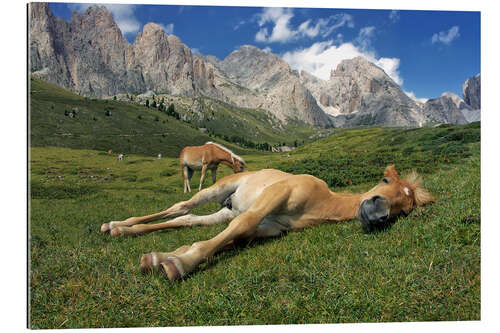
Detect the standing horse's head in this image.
<box><xmin>357</xmin><ymin>165</ymin><xmax>435</xmax><ymax>232</ymax></box>
<box><xmin>231</xmin><ymin>158</ymin><xmax>247</xmax><ymax>173</ymax></box>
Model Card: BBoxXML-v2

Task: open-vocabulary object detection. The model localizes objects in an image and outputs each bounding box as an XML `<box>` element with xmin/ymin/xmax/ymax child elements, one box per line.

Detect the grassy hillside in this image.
<box><xmin>29</xmin><ymin>123</ymin><xmax>480</xmax><ymax>328</ymax></box>
<box><xmin>273</xmin><ymin>123</ymin><xmax>480</xmax><ymax>188</ymax></box>
<box><xmin>30</xmin><ymin>77</ymin><xmax>330</xmax><ymax>156</ymax></box>
<box><xmin>134</xmin><ymin>94</ymin><xmax>330</xmax><ymax>148</ymax></box>
<box><xmin>30</xmin><ymin>77</ymin><xmax>216</xmax><ymax>157</ymax></box>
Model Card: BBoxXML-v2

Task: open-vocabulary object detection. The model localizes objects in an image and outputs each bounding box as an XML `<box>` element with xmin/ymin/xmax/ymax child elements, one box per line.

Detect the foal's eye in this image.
<box><xmin>382</xmin><ymin>177</ymin><xmax>390</xmax><ymax>184</ymax></box>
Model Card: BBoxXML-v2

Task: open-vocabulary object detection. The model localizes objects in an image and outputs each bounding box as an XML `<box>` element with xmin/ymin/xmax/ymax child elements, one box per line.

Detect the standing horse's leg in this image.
<box><xmin>211</xmin><ymin>167</ymin><xmax>217</xmax><ymax>184</ymax></box>
<box><xmin>182</xmin><ymin>165</ymin><xmax>187</xmax><ymax>193</ymax></box>
<box><xmin>187</xmin><ymin>167</ymin><xmax>194</xmax><ymax>193</ymax></box>
<box><xmin>182</xmin><ymin>165</ymin><xmax>193</xmax><ymax>193</ymax></box>
<box><xmin>150</xmin><ymin>185</ymin><xmax>291</xmax><ymax>281</ymax></box>
<box><xmin>101</xmin><ymin>173</ymin><xmax>244</xmax><ymax>234</ymax></box>
<box><xmin>110</xmin><ymin>207</ymin><xmax>235</xmax><ymax>237</ymax></box>
<box><xmin>198</xmin><ymin>164</ymin><xmax>208</xmax><ymax>191</ymax></box>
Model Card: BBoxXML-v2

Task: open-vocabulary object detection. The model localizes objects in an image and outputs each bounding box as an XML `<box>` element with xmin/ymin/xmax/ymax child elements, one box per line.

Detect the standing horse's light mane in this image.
<box><xmin>205</xmin><ymin>142</ymin><xmax>245</xmax><ymax>165</ymax></box>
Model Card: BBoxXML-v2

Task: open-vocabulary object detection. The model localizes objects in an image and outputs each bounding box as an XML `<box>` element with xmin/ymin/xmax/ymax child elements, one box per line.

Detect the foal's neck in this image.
<box><xmin>320</xmin><ymin>191</ymin><xmax>366</xmax><ymax>222</ymax></box>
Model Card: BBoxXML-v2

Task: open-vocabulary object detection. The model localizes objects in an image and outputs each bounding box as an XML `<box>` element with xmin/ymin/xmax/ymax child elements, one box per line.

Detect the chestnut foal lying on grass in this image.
<box><xmin>101</xmin><ymin>165</ymin><xmax>435</xmax><ymax>281</ymax></box>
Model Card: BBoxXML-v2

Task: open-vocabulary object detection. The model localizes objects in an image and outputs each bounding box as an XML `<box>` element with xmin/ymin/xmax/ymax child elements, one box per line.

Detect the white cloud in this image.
<box><xmin>431</xmin><ymin>26</ymin><xmax>460</xmax><ymax>45</ymax></box>
<box><xmin>374</xmin><ymin>57</ymin><xmax>402</xmax><ymax>85</ymax></box>
<box><xmin>389</xmin><ymin>10</ymin><xmax>400</xmax><ymax>23</ymax></box>
<box><xmin>354</xmin><ymin>26</ymin><xmax>376</xmax><ymax>51</ymax></box>
<box><xmin>320</xmin><ymin>14</ymin><xmax>354</xmax><ymax>37</ymax></box>
<box><xmin>405</xmin><ymin>91</ymin><xmax>428</xmax><ymax>104</ymax></box>
<box><xmin>255</xmin><ymin>28</ymin><xmax>269</xmax><ymax>42</ymax></box>
<box><xmin>234</xmin><ymin>20</ymin><xmax>246</xmax><ymax>31</ymax></box>
<box><xmin>158</xmin><ymin>23</ymin><xmax>174</xmax><ymax>34</ymax></box>
<box><xmin>68</xmin><ymin>3</ymin><xmax>141</xmax><ymax>35</ymax></box>
<box><xmin>255</xmin><ymin>8</ymin><xmax>354</xmax><ymax>44</ymax></box>
<box><xmin>283</xmin><ymin>40</ymin><xmax>403</xmax><ymax>85</ymax></box>
<box><xmin>258</xmin><ymin>8</ymin><xmax>295</xmax><ymax>43</ymax></box>
<box><xmin>262</xmin><ymin>46</ymin><xmax>272</xmax><ymax>53</ymax></box>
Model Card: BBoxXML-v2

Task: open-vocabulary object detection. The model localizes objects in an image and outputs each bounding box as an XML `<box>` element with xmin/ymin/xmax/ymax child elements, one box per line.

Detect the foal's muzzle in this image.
<box><xmin>358</xmin><ymin>196</ymin><xmax>390</xmax><ymax>231</ymax></box>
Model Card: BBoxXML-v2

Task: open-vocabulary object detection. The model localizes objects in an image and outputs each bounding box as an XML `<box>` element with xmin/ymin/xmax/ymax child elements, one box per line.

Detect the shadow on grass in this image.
<box><xmin>361</xmin><ymin>218</ymin><xmax>397</xmax><ymax>234</ymax></box>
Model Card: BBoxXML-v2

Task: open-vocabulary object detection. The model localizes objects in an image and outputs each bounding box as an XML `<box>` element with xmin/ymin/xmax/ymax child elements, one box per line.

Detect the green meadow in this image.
<box><xmin>29</xmin><ymin>77</ymin><xmax>480</xmax><ymax>328</ymax></box>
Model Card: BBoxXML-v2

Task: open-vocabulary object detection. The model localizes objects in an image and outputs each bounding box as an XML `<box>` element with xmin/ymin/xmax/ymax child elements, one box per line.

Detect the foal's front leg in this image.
<box><xmin>110</xmin><ymin>207</ymin><xmax>235</xmax><ymax>237</ymax></box>
<box><xmin>101</xmin><ymin>173</ymin><xmax>242</xmax><ymax>234</ymax></box>
<box><xmin>100</xmin><ymin>190</ymin><xmax>210</xmax><ymax>233</ymax></box>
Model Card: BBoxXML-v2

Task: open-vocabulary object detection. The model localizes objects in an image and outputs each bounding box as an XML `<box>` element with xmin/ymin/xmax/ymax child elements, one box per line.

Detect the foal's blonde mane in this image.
<box><xmin>403</xmin><ymin>170</ymin><xmax>436</xmax><ymax>206</ymax></box>
<box><xmin>205</xmin><ymin>142</ymin><xmax>246</xmax><ymax>165</ymax></box>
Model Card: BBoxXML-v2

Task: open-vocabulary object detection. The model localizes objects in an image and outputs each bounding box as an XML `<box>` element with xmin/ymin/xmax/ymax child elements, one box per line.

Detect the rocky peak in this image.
<box><xmin>441</xmin><ymin>92</ymin><xmax>467</xmax><ymax>109</ymax></box>
<box><xmin>331</xmin><ymin>56</ymin><xmax>387</xmax><ymax>82</ymax></box>
<box><xmin>462</xmin><ymin>74</ymin><xmax>481</xmax><ymax>109</ymax></box>
<box><xmin>142</xmin><ymin>22</ymin><xmax>163</xmax><ymax>34</ymax></box>
<box><xmin>422</xmin><ymin>93</ymin><xmax>470</xmax><ymax>125</ymax></box>
<box><xmin>134</xmin><ymin>23</ymin><xmax>169</xmax><ymax>48</ymax></box>
<box><xmin>70</xmin><ymin>5</ymin><xmax>119</xmax><ymax>32</ymax></box>
<box><xmin>301</xmin><ymin>55</ymin><xmax>425</xmax><ymax>127</ymax></box>
<box><xmin>221</xmin><ymin>45</ymin><xmax>290</xmax><ymax>89</ymax></box>
<box><xmin>29</xmin><ymin>2</ymin><xmax>51</xmax><ymax>25</ymax></box>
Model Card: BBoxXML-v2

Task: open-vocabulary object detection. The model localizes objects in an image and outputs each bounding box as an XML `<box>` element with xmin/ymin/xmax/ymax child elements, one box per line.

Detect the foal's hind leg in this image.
<box><xmin>140</xmin><ymin>245</ymin><xmax>191</xmax><ymax>274</ymax></box>
<box><xmin>101</xmin><ymin>173</ymin><xmax>243</xmax><ymax>233</ymax></box>
<box><xmin>136</xmin><ymin>208</ymin><xmax>235</xmax><ymax>272</ymax></box>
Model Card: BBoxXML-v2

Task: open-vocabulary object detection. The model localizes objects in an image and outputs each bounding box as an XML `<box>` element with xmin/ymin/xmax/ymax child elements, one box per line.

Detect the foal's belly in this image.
<box><xmin>229</xmin><ymin>169</ymin><xmax>297</xmax><ymax>236</ymax></box>
<box><xmin>230</xmin><ymin>169</ymin><xmax>292</xmax><ymax>214</ymax></box>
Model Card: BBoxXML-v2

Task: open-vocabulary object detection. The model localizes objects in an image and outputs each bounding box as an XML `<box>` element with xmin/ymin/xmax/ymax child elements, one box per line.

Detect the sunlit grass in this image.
<box><xmin>29</xmin><ymin>123</ymin><xmax>480</xmax><ymax>328</ymax></box>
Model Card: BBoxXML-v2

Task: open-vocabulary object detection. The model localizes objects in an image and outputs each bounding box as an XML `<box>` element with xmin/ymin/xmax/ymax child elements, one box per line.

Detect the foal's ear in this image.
<box><xmin>384</xmin><ymin>165</ymin><xmax>399</xmax><ymax>178</ymax></box>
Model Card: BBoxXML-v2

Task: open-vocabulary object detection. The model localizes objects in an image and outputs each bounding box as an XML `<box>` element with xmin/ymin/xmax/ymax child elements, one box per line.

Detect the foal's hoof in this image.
<box><xmin>160</xmin><ymin>257</ymin><xmax>184</xmax><ymax>282</ymax></box>
<box><xmin>110</xmin><ymin>227</ymin><xmax>123</xmax><ymax>236</ymax></box>
<box><xmin>140</xmin><ymin>253</ymin><xmax>159</xmax><ymax>274</ymax></box>
<box><xmin>101</xmin><ymin>221</ymin><xmax>120</xmax><ymax>233</ymax></box>
<box><xmin>100</xmin><ymin>222</ymin><xmax>111</xmax><ymax>233</ymax></box>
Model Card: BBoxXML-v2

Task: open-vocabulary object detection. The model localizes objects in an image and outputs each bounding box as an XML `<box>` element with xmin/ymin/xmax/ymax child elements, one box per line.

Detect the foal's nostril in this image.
<box><xmin>379</xmin><ymin>214</ymin><xmax>388</xmax><ymax>222</ymax></box>
<box><xmin>371</xmin><ymin>195</ymin><xmax>382</xmax><ymax>202</ymax></box>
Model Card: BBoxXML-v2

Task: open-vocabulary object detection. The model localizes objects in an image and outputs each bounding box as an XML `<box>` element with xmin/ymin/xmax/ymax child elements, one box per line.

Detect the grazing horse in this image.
<box><xmin>117</xmin><ymin>154</ymin><xmax>123</xmax><ymax>162</ymax></box>
<box><xmin>179</xmin><ymin>142</ymin><xmax>246</xmax><ymax>193</ymax></box>
<box><xmin>101</xmin><ymin>165</ymin><xmax>435</xmax><ymax>281</ymax></box>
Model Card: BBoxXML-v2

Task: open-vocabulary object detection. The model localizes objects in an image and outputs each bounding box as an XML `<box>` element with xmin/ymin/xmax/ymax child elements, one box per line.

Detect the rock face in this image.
<box><xmin>301</xmin><ymin>57</ymin><xmax>425</xmax><ymax>127</ymax></box>
<box><xmin>422</xmin><ymin>93</ymin><xmax>470</xmax><ymax>125</ymax></box>
<box><xmin>28</xmin><ymin>3</ymin><xmax>329</xmax><ymax>126</ymax></box>
<box><xmin>29</xmin><ymin>4</ymin><xmax>221</xmax><ymax>98</ymax></box>
<box><xmin>462</xmin><ymin>74</ymin><xmax>481</xmax><ymax>110</ymax></box>
<box><xmin>213</xmin><ymin>45</ymin><xmax>331</xmax><ymax>125</ymax></box>
<box><xmin>29</xmin><ymin>3</ymin><xmax>480</xmax><ymax>128</ymax></box>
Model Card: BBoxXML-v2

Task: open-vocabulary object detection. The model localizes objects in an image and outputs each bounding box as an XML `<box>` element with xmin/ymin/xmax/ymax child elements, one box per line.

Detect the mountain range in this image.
<box><xmin>29</xmin><ymin>3</ymin><xmax>480</xmax><ymax>128</ymax></box>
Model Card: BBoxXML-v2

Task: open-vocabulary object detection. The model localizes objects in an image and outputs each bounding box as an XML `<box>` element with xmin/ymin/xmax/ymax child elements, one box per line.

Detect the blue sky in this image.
<box><xmin>48</xmin><ymin>2</ymin><xmax>480</xmax><ymax>102</ymax></box>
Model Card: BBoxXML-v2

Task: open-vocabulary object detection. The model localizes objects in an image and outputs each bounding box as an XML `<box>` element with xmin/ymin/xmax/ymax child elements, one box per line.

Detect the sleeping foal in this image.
<box><xmin>101</xmin><ymin>165</ymin><xmax>435</xmax><ymax>281</ymax></box>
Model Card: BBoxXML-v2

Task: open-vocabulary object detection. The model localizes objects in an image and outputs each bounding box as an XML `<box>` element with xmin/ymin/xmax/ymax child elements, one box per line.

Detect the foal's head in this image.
<box><xmin>231</xmin><ymin>158</ymin><xmax>247</xmax><ymax>173</ymax></box>
<box><xmin>357</xmin><ymin>165</ymin><xmax>435</xmax><ymax>231</ymax></box>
